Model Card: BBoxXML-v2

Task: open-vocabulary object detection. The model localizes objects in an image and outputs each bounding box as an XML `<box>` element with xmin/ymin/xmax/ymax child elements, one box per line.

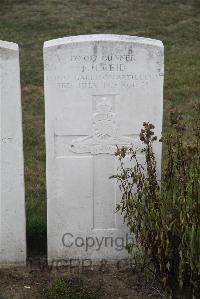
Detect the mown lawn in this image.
<box><xmin>0</xmin><ymin>0</ymin><xmax>199</xmax><ymax>254</ymax></box>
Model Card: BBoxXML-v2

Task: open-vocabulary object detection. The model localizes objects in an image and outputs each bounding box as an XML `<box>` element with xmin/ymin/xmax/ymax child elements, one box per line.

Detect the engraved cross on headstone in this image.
<box><xmin>55</xmin><ymin>95</ymin><xmax>141</xmax><ymax>230</ymax></box>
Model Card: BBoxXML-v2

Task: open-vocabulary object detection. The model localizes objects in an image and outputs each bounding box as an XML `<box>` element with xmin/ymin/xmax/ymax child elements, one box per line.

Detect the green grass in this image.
<box><xmin>47</xmin><ymin>277</ymin><xmax>98</xmax><ymax>299</ymax></box>
<box><xmin>0</xmin><ymin>0</ymin><xmax>199</xmax><ymax>255</ymax></box>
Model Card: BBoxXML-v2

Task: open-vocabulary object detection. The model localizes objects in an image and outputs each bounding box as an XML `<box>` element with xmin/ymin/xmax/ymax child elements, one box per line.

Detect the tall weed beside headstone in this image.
<box><xmin>112</xmin><ymin>104</ymin><xmax>200</xmax><ymax>298</ymax></box>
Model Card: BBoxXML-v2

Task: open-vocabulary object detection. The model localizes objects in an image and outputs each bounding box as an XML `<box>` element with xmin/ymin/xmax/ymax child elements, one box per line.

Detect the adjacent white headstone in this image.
<box><xmin>0</xmin><ymin>40</ymin><xmax>26</xmax><ymax>266</ymax></box>
<box><xmin>44</xmin><ymin>34</ymin><xmax>164</xmax><ymax>263</ymax></box>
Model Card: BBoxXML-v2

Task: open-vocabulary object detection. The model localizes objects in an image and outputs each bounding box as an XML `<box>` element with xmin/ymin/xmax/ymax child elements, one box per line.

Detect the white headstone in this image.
<box><xmin>0</xmin><ymin>40</ymin><xmax>26</xmax><ymax>266</ymax></box>
<box><xmin>44</xmin><ymin>34</ymin><xmax>164</xmax><ymax>263</ymax></box>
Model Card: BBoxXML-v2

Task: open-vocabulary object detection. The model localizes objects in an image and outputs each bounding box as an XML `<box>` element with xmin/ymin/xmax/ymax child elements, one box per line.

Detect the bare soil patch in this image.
<box><xmin>0</xmin><ymin>261</ymin><xmax>168</xmax><ymax>299</ymax></box>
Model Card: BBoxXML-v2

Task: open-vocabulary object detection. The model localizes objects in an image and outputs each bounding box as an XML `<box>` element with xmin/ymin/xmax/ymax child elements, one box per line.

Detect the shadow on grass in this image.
<box><xmin>26</xmin><ymin>214</ymin><xmax>47</xmax><ymax>257</ymax></box>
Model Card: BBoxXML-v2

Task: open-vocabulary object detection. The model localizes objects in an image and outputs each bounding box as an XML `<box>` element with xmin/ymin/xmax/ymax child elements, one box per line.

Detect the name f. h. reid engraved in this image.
<box><xmin>69</xmin><ymin>95</ymin><xmax>139</xmax><ymax>155</ymax></box>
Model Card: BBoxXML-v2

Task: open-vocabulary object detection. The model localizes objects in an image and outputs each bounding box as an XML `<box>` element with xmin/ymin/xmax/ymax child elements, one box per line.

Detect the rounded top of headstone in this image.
<box><xmin>44</xmin><ymin>34</ymin><xmax>163</xmax><ymax>50</ymax></box>
<box><xmin>0</xmin><ymin>40</ymin><xmax>18</xmax><ymax>51</ymax></box>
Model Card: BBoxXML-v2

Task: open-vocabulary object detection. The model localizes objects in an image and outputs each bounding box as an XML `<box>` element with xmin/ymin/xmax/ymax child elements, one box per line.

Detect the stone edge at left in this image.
<box><xmin>0</xmin><ymin>40</ymin><xmax>26</xmax><ymax>267</ymax></box>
